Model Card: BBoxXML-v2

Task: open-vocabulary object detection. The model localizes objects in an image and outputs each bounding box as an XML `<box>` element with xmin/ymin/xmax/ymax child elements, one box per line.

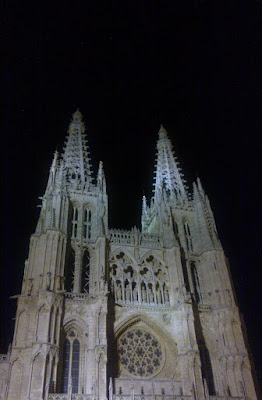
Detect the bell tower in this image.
<box><xmin>6</xmin><ymin>111</ymin><xmax>109</xmax><ymax>400</ymax></box>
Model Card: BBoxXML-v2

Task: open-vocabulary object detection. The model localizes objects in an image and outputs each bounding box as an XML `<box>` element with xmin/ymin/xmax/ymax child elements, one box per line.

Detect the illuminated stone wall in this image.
<box><xmin>1</xmin><ymin>112</ymin><xmax>257</xmax><ymax>400</ymax></box>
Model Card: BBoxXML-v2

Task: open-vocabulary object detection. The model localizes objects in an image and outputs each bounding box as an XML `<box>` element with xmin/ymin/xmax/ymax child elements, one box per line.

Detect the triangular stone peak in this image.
<box><xmin>63</xmin><ymin>110</ymin><xmax>93</xmax><ymax>191</ymax></box>
<box><xmin>158</xmin><ymin>124</ymin><xmax>168</xmax><ymax>139</ymax></box>
<box><xmin>154</xmin><ymin>125</ymin><xmax>188</xmax><ymax>204</ymax></box>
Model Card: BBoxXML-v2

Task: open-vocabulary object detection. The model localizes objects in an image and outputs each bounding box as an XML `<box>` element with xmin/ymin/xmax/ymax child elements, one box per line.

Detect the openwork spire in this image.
<box><xmin>63</xmin><ymin>110</ymin><xmax>93</xmax><ymax>190</ymax></box>
<box><xmin>154</xmin><ymin>125</ymin><xmax>188</xmax><ymax>203</ymax></box>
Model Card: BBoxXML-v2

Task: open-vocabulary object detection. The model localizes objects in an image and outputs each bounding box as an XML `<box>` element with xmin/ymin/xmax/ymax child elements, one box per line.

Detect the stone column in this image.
<box><xmin>73</xmin><ymin>244</ymin><xmax>82</xmax><ymax>293</ymax></box>
<box><xmin>95</xmin><ymin>346</ymin><xmax>107</xmax><ymax>400</ymax></box>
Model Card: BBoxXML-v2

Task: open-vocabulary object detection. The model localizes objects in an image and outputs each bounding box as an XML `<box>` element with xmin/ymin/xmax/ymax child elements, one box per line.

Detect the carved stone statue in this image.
<box><xmin>99</xmin><ymin>269</ymin><xmax>105</xmax><ymax>290</ymax></box>
<box><xmin>27</xmin><ymin>279</ymin><xmax>33</xmax><ymax>295</ymax></box>
<box><xmin>149</xmin><ymin>287</ymin><xmax>154</xmax><ymax>303</ymax></box>
<box><xmin>46</xmin><ymin>272</ymin><xmax>51</xmax><ymax>290</ymax></box>
<box><xmin>109</xmin><ymin>377</ymin><xmax>113</xmax><ymax>400</ymax></box>
<box><xmin>55</xmin><ymin>275</ymin><xmax>63</xmax><ymax>291</ymax></box>
<box><xmin>164</xmin><ymin>287</ymin><xmax>169</xmax><ymax>304</ymax></box>
<box><xmin>156</xmin><ymin>288</ymin><xmax>162</xmax><ymax>304</ymax></box>
<box><xmin>116</xmin><ymin>283</ymin><xmax>122</xmax><ymax>301</ymax></box>
<box><xmin>24</xmin><ymin>259</ymin><xmax>29</xmax><ymax>277</ymax></box>
<box><xmin>126</xmin><ymin>283</ymin><xmax>131</xmax><ymax>302</ymax></box>
<box><xmin>142</xmin><ymin>285</ymin><xmax>147</xmax><ymax>302</ymax></box>
<box><xmin>180</xmin><ymin>284</ymin><xmax>191</xmax><ymax>303</ymax></box>
<box><xmin>133</xmin><ymin>285</ymin><xmax>138</xmax><ymax>301</ymax></box>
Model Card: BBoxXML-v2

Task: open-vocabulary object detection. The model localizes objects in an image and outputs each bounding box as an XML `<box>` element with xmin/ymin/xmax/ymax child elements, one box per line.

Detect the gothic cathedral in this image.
<box><xmin>0</xmin><ymin>111</ymin><xmax>258</xmax><ymax>400</ymax></box>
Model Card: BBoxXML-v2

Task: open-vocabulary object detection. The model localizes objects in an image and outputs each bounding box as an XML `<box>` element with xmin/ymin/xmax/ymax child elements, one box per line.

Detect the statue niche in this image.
<box><xmin>109</xmin><ymin>252</ymin><xmax>170</xmax><ymax>306</ymax></box>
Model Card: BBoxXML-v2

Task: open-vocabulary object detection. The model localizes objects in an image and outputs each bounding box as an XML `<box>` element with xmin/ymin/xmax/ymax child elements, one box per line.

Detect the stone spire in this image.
<box><xmin>193</xmin><ymin>178</ymin><xmax>220</xmax><ymax>248</ymax></box>
<box><xmin>153</xmin><ymin>125</ymin><xmax>188</xmax><ymax>204</ymax></box>
<box><xmin>63</xmin><ymin>110</ymin><xmax>93</xmax><ymax>191</ymax></box>
<box><xmin>45</xmin><ymin>150</ymin><xmax>59</xmax><ymax>193</ymax></box>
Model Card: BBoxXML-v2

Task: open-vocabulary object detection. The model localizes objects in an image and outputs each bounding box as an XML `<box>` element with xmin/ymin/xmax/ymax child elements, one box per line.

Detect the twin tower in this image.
<box><xmin>0</xmin><ymin>111</ymin><xmax>258</xmax><ymax>400</ymax></box>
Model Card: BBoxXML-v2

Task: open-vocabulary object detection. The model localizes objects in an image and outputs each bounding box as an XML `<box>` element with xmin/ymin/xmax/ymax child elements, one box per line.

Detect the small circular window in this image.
<box><xmin>118</xmin><ymin>328</ymin><xmax>163</xmax><ymax>378</ymax></box>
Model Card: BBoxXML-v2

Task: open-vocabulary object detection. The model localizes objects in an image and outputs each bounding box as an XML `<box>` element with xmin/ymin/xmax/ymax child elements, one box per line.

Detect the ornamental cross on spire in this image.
<box><xmin>63</xmin><ymin>110</ymin><xmax>93</xmax><ymax>190</ymax></box>
<box><xmin>154</xmin><ymin>125</ymin><xmax>188</xmax><ymax>203</ymax></box>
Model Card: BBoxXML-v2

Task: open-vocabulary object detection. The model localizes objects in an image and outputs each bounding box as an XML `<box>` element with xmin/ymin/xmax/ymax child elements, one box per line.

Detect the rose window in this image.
<box><xmin>118</xmin><ymin>328</ymin><xmax>163</xmax><ymax>377</ymax></box>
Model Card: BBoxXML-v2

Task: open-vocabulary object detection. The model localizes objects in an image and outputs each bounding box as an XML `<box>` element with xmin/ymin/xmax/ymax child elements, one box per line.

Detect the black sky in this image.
<box><xmin>1</xmin><ymin>0</ymin><xmax>261</xmax><ymax>388</ymax></box>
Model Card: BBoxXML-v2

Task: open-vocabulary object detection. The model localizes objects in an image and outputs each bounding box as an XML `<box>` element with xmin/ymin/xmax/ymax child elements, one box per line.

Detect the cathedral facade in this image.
<box><xmin>0</xmin><ymin>111</ymin><xmax>258</xmax><ymax>400</ymax></box>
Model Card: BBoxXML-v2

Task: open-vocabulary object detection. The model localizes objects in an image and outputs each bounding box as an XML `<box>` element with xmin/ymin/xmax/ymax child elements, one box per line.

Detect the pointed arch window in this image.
<box><xmin>83</xmin><ymin>208</ymin><xmax>92</xmax><ymax>239</ymax></box>
<box><xmin>81</xmin><ymin>249</ymin><xmax>90</xmax><ymax>293</ymax></box>
<box><xmin>191</xmin><ymin>262</ymin><xmax>201</xmax><ymax>304</ymax></box>
<box><xmin>184</xmin><ymin>222</ymin><xmax>193</xmax><ymax>252</ymax></box>
<box><xmin>72</xmin><ymin>339</ymin><xmax>80</xmax><ymax>392</ymax></box>
<box><xmin>65</xmin><ymin>248</ymin><xmax>75</xmax><ymax>292</ymax></box>
<box><xmin>71</xmin><ymin>206</ymin><xmax>79</xmax><ymax>238</ymax></box>
<box><xmin>61</xmin><ymin>332</ymin><xmax>80</xmax><ymax>394</ymax></box>
<box><xmin>172</xmin><ymin>216</ymin><xmax>179</xmax><ymax>236</ymax></box>
<box><xmin>61</xmin><ymin>339</ymin><xmax>70</xmax><ymax>392</ymax></box>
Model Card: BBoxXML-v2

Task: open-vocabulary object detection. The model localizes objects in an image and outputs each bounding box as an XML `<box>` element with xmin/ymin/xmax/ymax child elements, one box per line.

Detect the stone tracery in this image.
<box><xmin>3</xmin><ymin>112</ymin><xmax>258</xmax><ymax>400</ymax></box>
<box><xmin>109</xmin><ymin>251</ymin><xmax>170</xmax><ymax>306</ymax></box>
<box><xmin>117</xmin><ymin>328</ymin><xmax>163</xmax><ymax>378</ymax></box>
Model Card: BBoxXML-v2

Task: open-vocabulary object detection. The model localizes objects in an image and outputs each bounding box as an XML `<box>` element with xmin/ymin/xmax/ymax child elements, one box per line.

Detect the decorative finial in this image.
<box><xmin>53</xmin><ymin>150</ymin><xmax>58</xmax><ymax>161</ymax></box>
<box><xmin>158</xmin><ymin>124</ymin><xmax>168</xmax><ymax>139</ymax></box>
<box><xmin>97</xmin><ymin>161</ymin><xmax>106</xmax><ymax>192</ymax></box>
<box><xmin>98</xmin><ymin>161</ymin><xmax>104</xmax><ymax>174</ymax></box>
<box><xmin>142</xmin><ymin>195</ymin><xmax>147</xmax><ymax>214</ymax></box>
<box><xmin>72</xmin><ymin>109</ymin><xmax>82</xmax><ymax>122</ymax></box>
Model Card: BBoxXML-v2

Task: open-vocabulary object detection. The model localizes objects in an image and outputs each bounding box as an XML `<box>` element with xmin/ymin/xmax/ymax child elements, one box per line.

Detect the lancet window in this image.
<box><xmin>71</xmin><ymin>206</ymin><xmax>79</xmax><ymax>238</ymax></box>
<box><xmin>190</xmin><ymin>261</ymin><xmax>201</xmax><ymax>304</ymax></box>
<box><xmin>81</xmin><ymin>249</ymin><xmax>90</xmax><ymax>293</ymax></box>
<box><xmin>61</xmin><ymin>331</ymin><xmax>80</xmax><ymax>394</ymax></box>
<box><xmin>83</xmin><ymin>208</ymin><xmax>92</xmax><ymax>239</ymax></box>
<box><xmin>184</xmin><ymin>221</ymin><xmax>193</xmax><ymax>252</ymax></box>
<box><xmin>172</xmin><ymin>217</ymin><xmax>179</xmax><ymax>236</ymax></box>
<box><xmin>110</xmin><ymin>252</ymin><xmax>170</xmax><ymax>306</ymax></box>
<box><xmin>65</xmin><ymin>248</ymin><xmax>75</xmax><ymax>292</ymax></box>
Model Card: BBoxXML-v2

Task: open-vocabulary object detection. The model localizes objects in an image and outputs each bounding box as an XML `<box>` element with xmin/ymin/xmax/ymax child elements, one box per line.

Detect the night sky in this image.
<box><xmin>2</xmin><ymin>0</ymin><xmax>261</xmax><ymax>387</ymax></box>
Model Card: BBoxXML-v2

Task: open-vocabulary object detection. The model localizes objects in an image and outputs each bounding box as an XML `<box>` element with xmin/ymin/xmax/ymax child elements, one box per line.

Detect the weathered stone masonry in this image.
<box><xmin>0</xmin><ymin>111</ymin><xmax>258</xmax><ymax>400</ymax></box>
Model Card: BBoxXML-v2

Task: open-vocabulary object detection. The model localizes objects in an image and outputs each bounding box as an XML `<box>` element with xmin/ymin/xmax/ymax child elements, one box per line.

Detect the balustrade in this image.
<box><xmin>113</xmin><ymin>396</ymin><xmax>192</xmax><ymax>400</ymax></box>
<box><xmin>109</xmin><ymin>377</ymin><xmax>244</xmax><ymax>400</ymax></box>
<box><xmin>210</xmin><ymin>397</ymin><xmax>243</xmax><ymax>400</ymax></box>
<box><xmin>109</xmin><ymin>230</ymin><xmax>133</xmax><ymax>245</ymax></box>
<box><xmin>109</xmin><ymin>230</ymin><xmax>162</xmax><ymax>249</ymax></box>
<box><xmin>112</xmin><ymin>395</ymin><xmax>243</xmax><ymax>400</ymax></box>
<box><xmin>64</xmin><ymin>292</ymin><xmax>89</xmax><ymax>300</ymax></box>
<box><xmin>48</xmin><ymin>394</ymin><xmax>92</xmax><ymax>400</ymax></box>
<box><xmin>48</xmin><ymin>394</ymin><xmax>244</xmax><ymax>400</ymax></box>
